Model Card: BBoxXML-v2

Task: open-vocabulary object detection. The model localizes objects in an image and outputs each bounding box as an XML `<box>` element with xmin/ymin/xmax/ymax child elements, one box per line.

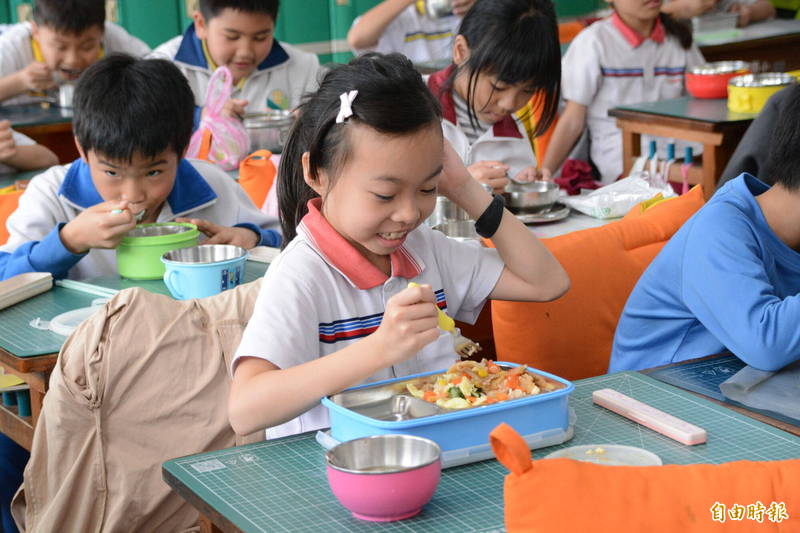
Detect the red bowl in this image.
<box><xmin>686</xmin><ymin>62</ymin><xmax>751</xmax><ymax>99</ymax></box>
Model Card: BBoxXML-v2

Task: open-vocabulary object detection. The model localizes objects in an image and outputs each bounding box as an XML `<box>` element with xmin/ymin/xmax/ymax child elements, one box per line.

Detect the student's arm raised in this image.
<box><xmin>440</xmin><ymin>141</ymin><xmax>569</xmax><ymax>303</ymax></box>
<box><xmin>347</xmin><ymin>0</ymin><xmax>415</xmax><ymax>51</ymax></box>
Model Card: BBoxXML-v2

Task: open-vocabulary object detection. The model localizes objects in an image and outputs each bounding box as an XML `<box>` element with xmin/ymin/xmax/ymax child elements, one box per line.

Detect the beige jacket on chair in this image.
<box><xmin>11</xmin><ymin>281</ymin><xmax>264</xmax><ymax>532</ymax></box>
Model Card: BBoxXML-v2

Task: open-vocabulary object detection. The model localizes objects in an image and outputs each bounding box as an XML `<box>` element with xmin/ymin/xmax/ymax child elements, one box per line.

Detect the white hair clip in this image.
<box><xmin>335</xmin><ymin>90</ymin><xmax>359</xmax><ymax>124</ymax></box>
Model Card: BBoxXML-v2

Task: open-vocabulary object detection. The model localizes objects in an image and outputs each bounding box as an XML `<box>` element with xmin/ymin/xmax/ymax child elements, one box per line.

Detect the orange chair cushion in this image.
<box><xmin>238</xmin><ymin>150</ymin><xmax>276</xmax><ymax>209</ymax></box>
<box><xmin>491</xmin><ymin>423</ymin><xmax>800</xmax><ymax>533</ymax></box>
<box><xmin>491</xmin><ymin>186</ymin><xmax>705</xmax><ymax>380</ymax></box>
<box><xmin>0</xmin><ymin>188</ymin><xmax>23</xmax><ymax>245</ymax></box>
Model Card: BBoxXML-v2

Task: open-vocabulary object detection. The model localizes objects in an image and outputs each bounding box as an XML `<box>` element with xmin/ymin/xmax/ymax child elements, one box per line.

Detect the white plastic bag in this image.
<box><xmin>561</xmin><ymin>176</ymin><xmax>676</xmax><ymax>219</ymax></box>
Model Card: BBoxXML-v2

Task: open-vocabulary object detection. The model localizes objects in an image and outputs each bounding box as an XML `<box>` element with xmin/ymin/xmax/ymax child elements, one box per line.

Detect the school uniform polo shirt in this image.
<box><xmin>234</xmin><ymin>198</ymin><xmax>504</xmax><ymax>439</ymax></box>
<box><xmin>561</xmin><ymin>14</ymin><xmax>705</xmax><ymax>183</ymax></box>
<box><xmin>351</xmin><ymin>5</ymin><xmax>460</xmax><ymax>63</ymax></box>
<box><xmin>427</xmin><ymin>66</ymin><xmax>536</xmax><ymax>179</ymax></box>
<box><xmin>152</xmin><ymin>24</ymin><xmax>320</xmax><ymax>121</ymax></box>
<box><xmin>0</xmin><ymin>22</ymin><xmax>150</xmax><ymax>106</ymax></box>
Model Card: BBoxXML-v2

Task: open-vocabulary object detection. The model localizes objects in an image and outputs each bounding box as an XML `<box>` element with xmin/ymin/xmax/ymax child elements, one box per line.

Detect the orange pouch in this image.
<box><xmin>0</xmin><ymin>188</ymin><xmax>23</xmax><ymax>245</ymax></box>
<box><xmin>238</xmin><ymin>150</ymin><xmax>276</xmax><ymax>208</ymax></box>
<box><xmin>490</xmin><ymin>423</ymin><xmax>800</xmax><ymax>532</ymax></box>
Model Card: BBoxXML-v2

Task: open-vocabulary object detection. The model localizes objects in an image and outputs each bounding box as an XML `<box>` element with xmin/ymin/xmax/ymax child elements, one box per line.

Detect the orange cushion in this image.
<box><xmin>0</xmin><ymin>188</ymin><xmax>23</xmax><ymax>245</ymax></box>
<box><xmin>490</xmin><ymin>423</ymin><xmax>800</xmax><ymax>533</ymax></box>
<box><xmin>491</xmin><ymin>186</ymin><xmax>705</xmax><ymax>380</ymax></box>
<box><xmin>238</xmin><ymin>150</ymin><xmax>276</xmax><ymax>209</ymax></box>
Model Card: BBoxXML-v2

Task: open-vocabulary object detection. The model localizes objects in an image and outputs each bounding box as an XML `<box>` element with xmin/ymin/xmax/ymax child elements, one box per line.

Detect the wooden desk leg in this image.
<box><xmin>619</xmin><ymin>126</ymin><xmax>641</xmax><ymax>178</ymax></box>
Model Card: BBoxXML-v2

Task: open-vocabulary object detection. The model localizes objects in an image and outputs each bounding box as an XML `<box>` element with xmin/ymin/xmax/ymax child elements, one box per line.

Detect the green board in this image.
<box><xmin>163</xmin><ymin>372</ymin><xmax>800</xmax><ymax>533</ymax></box>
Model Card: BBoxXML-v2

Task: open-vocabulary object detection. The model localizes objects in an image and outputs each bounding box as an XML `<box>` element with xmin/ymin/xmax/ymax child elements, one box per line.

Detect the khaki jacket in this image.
<box><xmin>12</xmin><ymin>281</ymin><xmax>264</xmax><ymax>532</ymax></box>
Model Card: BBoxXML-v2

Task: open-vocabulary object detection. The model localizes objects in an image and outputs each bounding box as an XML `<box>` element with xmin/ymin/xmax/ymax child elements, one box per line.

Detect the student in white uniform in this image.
<box><xmin>427</xmin><ymin>0</ymin><xmax>561</xmax><ymax>193</ymax></box>
<box><xmin>347</xmin><ymin>0</ymin><xmax>476</xmax><ymax>63</ymax></box>
<box><xmin>542</xmin><ymin>0</ymin><xmax>705</xmax><ymax>184</ymax></box>
<box><xmin>0</xmin><ymin>121</ymin><xmax>57</xmax><ymax>172</ymax></box>
<box><xmin>662</xmin><ymin>0</ymin><xmax>774</xmax><ymax>27</ymax></box>
<box><xmin>153</xmin><ymin>0</ymin><xmax>320</xmax><ymax>127</ymax></box>
<box><xmin>0</xmin><ymin>0</ymin><xmax>150</xmax><ymax>106</ymax></box>
<box><xmin>0</xmin><ymin>55</ymin><xmax>280</xmax><ymax>281</ymax></box>
<box><xmin>227</xmin><ymin>53</ymin><xmax>569</xmax><ymax>438</ymax></box>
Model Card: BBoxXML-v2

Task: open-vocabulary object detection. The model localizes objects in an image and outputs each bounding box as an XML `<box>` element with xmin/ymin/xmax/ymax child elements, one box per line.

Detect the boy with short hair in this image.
<box><xmin>153</xmin><ymin>0</ymin><xmax>320</xmax><ymax>123</ymax></box>
<box><xmin>0</xmin><ymin>54</ymin><xmax>280</xmax><ymax>281</ymax></box>
<box><xmin>610</xmin><ymin>84</ymin><xmax>800</xmax><ymax>374</ymax></box>
<box><xmin>0</xmin><ymin>0</ymin><xmax>150</xmax><ymax>105</ymax></box>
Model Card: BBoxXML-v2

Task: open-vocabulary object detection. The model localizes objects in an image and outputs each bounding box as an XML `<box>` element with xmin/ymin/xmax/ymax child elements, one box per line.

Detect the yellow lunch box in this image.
<box><xmin>727</xmin><ymin>72</ymin><xmax>799</xmax><ymax>113</ymax></box>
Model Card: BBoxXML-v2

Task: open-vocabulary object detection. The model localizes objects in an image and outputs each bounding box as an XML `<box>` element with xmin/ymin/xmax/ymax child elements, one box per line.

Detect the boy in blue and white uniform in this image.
<box><xmin>0</xmin><ymin>54</ymin><xmax>280</xmax><ymax>282</ymax></box>
<box><xmin>0</xmin><ymin>0</ymin><xmax>149</xmax><ymax>105</ymax></box>
<box><xmin>153</xmin><ymin>0</ymin><xmax>319</xmax><ymax>124</ymax></box>
<box><xmin>610</xmin><ymin>85</ymin><xmax>800</xmax><ymax>374</ymax></box>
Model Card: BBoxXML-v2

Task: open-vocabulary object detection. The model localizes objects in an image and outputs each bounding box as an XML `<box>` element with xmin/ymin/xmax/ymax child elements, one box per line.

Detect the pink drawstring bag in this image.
<box><xmin>186</xmin><ymin>66</ymin><xmax>249</xmax><ymax>171</ymax></box>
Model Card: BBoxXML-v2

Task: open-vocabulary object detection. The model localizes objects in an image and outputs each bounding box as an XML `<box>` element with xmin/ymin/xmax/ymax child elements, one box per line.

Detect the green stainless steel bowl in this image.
<box><xmin>116</xmin><ymin>222</ymin><xmax>199</xmax><ymax>280</ymax></box>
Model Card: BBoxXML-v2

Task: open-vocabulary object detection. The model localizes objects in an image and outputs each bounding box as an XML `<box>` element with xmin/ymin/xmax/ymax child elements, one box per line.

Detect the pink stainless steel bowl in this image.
<box><xmin>325</xmin><ymin>434</ymin><xmax>441</xmax><ymax>522</ymax></box>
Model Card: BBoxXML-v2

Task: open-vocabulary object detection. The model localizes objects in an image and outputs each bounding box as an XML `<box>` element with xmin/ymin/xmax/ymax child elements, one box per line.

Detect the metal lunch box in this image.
<box><xmin>321</xmin><ymin>362</ymin><xmax>575</xmax><ymax>455</ymax></box>
<box><xmin>727</xmin><ymin>72</ymin><xmax>797</xmax><ymax>113</ymax></box>
<box><xmin>243</xmin><ymin>110</ymin><xmax>294</xmax><ymax>154</ymax></box>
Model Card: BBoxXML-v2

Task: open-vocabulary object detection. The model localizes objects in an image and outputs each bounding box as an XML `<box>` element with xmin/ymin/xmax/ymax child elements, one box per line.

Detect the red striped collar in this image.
<box><xmin>427</xmin><ymin>65</ymin><xmax>523</xmax><ymax>139</ymax></box>
<box><xmin>298</xmin><ymin>198</ymin><xmax>424</xmax><ymax>289</ymax></box>
<box><xmin>611</xmin><ymin>12</ymin><xmax>665</xmax><ymax>48</ymax></box>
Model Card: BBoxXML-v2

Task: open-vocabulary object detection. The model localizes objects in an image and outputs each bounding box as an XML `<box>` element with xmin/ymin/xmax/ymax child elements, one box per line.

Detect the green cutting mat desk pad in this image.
<box><xmin>0</xmin><ymin>261</ymin><xmax>268</xmax><ymax>357</ymax></box>
<box><xmin>162</xmin><ymin>372</ymin><xmax>800</xmax><ymax>533</ymax></box>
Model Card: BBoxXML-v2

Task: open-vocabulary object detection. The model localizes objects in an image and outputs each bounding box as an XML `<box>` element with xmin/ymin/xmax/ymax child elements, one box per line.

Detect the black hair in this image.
<box><xmin>199</xmin><ymin>0</ymin><xmax>279</xmax><ymax>20</ymax></box>
<box><xmin>659</xmin><ymin>13</ymin><xmax>693</xmax><ymax>50</ymax></box>
<box><xmin>446</xmin><ymin>0</ymin><xmax>560</xmax><ymax>137</ymax></box>
<box><xmin>278</xmin><ymin>53</ymin><xmax>442</xmax><ymax>245</ymax></box>
<box><xmin>73</xmin><ymin>54</ymin><xmax>195</xmax><ymax>162</ymax></box>
<box><xmin>763</xmin><ymin>85</ymin><xmax>800</xmax><ymax>190</ymax></box>
<box><xmin>33</xmin><ymin>0</ymin><xmax>105</xmax><ymax>34</ymax></box>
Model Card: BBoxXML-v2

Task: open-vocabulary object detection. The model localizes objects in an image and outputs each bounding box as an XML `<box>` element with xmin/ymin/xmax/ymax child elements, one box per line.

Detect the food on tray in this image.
<box><xmin>405</xmin><ymin>359</ymin><xmax>562</xmax><ymax>409</ymax></box>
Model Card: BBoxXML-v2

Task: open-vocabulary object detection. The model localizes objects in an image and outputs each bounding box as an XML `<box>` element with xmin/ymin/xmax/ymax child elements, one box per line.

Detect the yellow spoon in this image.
<box><xmin>408</xmin><ymin>282</ymin><xmax>480</xmax><ymax>358</ymax></box>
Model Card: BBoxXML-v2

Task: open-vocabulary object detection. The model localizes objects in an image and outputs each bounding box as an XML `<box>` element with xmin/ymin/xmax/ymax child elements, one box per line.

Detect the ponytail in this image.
<box><xmin>277</xmin><ymin>53</ymin><xmax>442</xmax><ymax>246</ymax></box>
<box><xmin>660</xmin><ymin>13</ymin><xmax>693</xmax><ymax>50</ymax></box>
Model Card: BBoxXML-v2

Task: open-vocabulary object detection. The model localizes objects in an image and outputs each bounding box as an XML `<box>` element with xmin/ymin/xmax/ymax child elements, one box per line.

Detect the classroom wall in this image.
<box><xmin>0</xmin><ymin>0</ymin><xmax>606</xmax><ymax>63</ymax></box>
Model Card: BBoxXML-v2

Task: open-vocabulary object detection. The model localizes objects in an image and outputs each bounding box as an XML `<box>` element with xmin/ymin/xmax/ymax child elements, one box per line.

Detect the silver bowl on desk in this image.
<box><xmin>243</xmin><ymin>110</ymin><xmax>294</xmax><ymax>154</ymax></box>
<box><xmin>503</xmin><ymin>180</ymin><xmax>560</xmax><ymax>213</ymax></box>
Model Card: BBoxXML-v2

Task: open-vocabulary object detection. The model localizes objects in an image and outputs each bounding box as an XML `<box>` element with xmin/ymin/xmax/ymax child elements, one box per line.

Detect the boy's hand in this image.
<box><xmin>60</xmin><ymin>200</ymin><xmax>137</xmax><ymax>254</ymax></box>
<box><xmin>176</xmin><ymin>218</ymin><xmax>260</xmax><ymax>248</ymax></box>
<box><xmin>729</xmin><ymin>3</ymin><xmax>752</xmax><ymax>26</ymax></box>
<box><xmin>372</xmin><ymin>284</ymin><xmax>440</xmax><ymax>366</ymax></box>
<box><xmin>221</xmin><ymin>98</ymin><xmax>249</xmax><ymax>121</ymax></box>
<box><xmin>468</xmin><ymin>160</ymin><xmax>509</xmax><ymax>194</ymax></box>
<box><xmin>452</xmin><ymin>0</ymin><xmax>476</xmax><ymax>16</ymax></box>
<box><xmin>18</xmin><ymin>62</ymin><xmax>55</xmax><ymax>92</ymax></box>
<box><xmin>0</xmin><ymin>120</ymin><xmax>17</xmax><ymax>162</ymax></box>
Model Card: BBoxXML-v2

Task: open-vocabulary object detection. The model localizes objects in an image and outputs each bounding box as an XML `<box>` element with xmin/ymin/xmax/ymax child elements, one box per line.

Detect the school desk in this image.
<box><xmin>644</xmin><ymin>353</ymin><xmax>800</xmax><ymax>438</ymax></box>
<box><xmin>0</xmin><ymin>102</ymin><xmax>78</xmax><ymax>163</ymax></box>
<box><xmin>696</xmin><ymin>18</ymin><xmax>800</xmax><ymax>71</ymax></box>
<box><xmin>608</xmin><ymin>97</ymin><xmax>756</xmax><ymax>199</ymax></box>
<box><xmin>0</xmin><ymin>261</ymin><xmax>269</xmax><ymax>450</ymax></box>
<box><xmin>162</xmin><ymin>371</ymin><xmax>800</xmax><ymax>533</ymax></box>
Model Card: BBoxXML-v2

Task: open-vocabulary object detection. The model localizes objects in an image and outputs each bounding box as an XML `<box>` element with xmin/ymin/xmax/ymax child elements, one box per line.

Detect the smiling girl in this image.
<box><xmin>228</xmin><ymin>53</ymin><xmax>569</xmax><ymax>437</ymax></box>
<box><xmin>427</xmin><ymin>0</ymin><xmax>561</xmax><ymax>193</ymax></box>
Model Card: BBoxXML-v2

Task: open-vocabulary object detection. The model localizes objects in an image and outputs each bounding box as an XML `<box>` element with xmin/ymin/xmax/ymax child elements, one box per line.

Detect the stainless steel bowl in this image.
<box><xmin>162</xmin><ymin>244</ymin><xmax>247</xmax><ymax>264</ymax></box>
<box><xmin>503</xmin><ymin>180</ymin><xmax>560</xmax><ymax>212</ymax></box>
<box><xmin>422</xmin><ymin>0</ymin><xmax>453</xmax><ymax>19</ymax></box>
<box><xmin>432</xmin><ymin>220</ymin><xmax>481</xmax><ymax>242</ymax></box>
<box><xmin>728</xmin><ymin>72</ymin><xmax>797</xmax><ymax>88</ymax></box>
<box><xmin>688</xmin><ymin>61</ymin><xmax>749</xmax><ymax>76</ymax></box>
<box><xmin>126</xmin><ymin>223</ymin><xmax>194</xmax><ymax>238</ymax></box>
<box><xmin>427</xmin><ymin>196</ymin><xmax>471</xmax><ymax>227</ymax></box>
<box><xmin>326</xmin><ymin>434</ymin><xmax>441</xmax><ymax>474</ymax></box>
<box><xmin>243</xmin><ymin>110</ymin><xmax>294</xmax><ymax>154</ymax></box>
<box><xmin>58</xmin><ymin>83</ymin><xmax>75</xmax><ymax>108</ymax></box>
